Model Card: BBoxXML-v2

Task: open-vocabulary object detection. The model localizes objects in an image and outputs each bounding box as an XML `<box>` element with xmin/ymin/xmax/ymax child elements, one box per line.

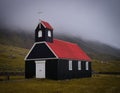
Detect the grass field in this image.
<box><xmin>92</xmin><ymin>59</ymin><xmax>120</xmax><ymax>72</ymax></box>
<box><xmin>0</xmin><ymin>44</ymin><xmax>28</xmax><ymax>72</ymax></box>
<box><xmin>0</xmin><ymin>75</ymin><xmax>120</xmax><ymax>93</ymax></box>
<box><xmin>0</xmin><ymin>44</ymin><xmax>120</xmax><ymax>93</ymax></box>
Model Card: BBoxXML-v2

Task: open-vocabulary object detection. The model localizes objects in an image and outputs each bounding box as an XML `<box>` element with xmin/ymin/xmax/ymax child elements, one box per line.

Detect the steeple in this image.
<box><xmin>35</xmin><ymin>20</ymin><xmax>53</xmax><ymax>43</ymax></box>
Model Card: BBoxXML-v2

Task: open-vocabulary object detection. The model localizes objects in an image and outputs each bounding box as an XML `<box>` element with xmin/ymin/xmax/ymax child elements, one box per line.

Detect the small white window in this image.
<box><xmin>86</xmin><ymin>62</ymin><xmax>89</xmax><ymax>70</ymax></box>
<box><xmin>69</xmin><ymin>60</ymin><xmax>72</xmax><ymax>70</ymax></box>
<box><xmin>38</xmin><ymin>30</ymin><xmax>42</xmax><ymax>37</ymax></box>
<box><xmin>48</xmin><ymin>31</ymin><xmax>51</xmax><ymax>37</ymax></box>
<box><xmin>78</xmin><ymin>61</ymin><xmax>81</xmax><ymax>70</ymax></box>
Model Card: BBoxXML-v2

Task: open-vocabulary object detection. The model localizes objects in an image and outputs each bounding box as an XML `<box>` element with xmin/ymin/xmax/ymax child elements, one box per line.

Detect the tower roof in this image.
<box><xmin>41</xmin><ymin>20</ymin><xmax>53</xmax><ymax>30</ymax></box>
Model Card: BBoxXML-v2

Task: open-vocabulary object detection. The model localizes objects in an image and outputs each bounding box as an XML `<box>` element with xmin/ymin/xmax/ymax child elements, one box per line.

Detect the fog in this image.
<box><xmin>0</xmin><ymin>0</ymin><xmax>120</xmax><ymax>48</ymax></box>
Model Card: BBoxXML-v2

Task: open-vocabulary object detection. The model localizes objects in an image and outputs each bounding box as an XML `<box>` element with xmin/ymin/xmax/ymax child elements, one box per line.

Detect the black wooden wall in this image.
<box><xmin>57</xmin><ymin>59</ymin><xmax>91</xmax><ymax>80</ymax></box>
<box><xmin>46</xmin><ymin>59</ymin><xmax>58</xmax><ymax>80</ymax></box>
<box><xmin>26</xmin><ymin>43</ymin><xmax>56</xmax><ymax>59</ymax></box>
<box><xmin>25</xmin><ymin>59</ymin><xmax>92</xmax><ymax>80</ymax></box>
<box><xmin>25</xmin><ymin>61</ymin><xmax>35</xmax><ymax>78</ymax></box>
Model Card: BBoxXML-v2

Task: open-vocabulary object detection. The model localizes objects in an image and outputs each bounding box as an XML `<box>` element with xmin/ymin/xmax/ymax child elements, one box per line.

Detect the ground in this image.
<box><xmin>0</xmin><ymin>75</ymin><xmax>120</xmax><ymax>93</ymax></box>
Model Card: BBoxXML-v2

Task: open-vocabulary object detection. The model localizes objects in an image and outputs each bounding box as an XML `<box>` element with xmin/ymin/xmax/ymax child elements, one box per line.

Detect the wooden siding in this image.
<box><xmin>46</xmin><ymin>59</ymin><xmax>58</xmax><ymax>80</ymax></box>
<box><xmin>57</xmin><ymin>59</ymin><xmax>91</xmax><ymax>80</ymax></box>
<box><xmin>26</xmin><ymin>43</ymin><xmax>56</xmax><ymax>59</ymax></box>
<box><xmin>25</xmin><ymin>61</ymin><xmax>35</xmax><ymax>78</ymax></box>
<box><xmin>25</xmin><ymin>59</ymin><xmax>91</xmax><ymax>80</ymax></box>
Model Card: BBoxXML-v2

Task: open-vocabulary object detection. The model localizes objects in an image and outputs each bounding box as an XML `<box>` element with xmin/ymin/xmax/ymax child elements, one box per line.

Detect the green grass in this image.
<box><xmin>0</xmin><ymin>44</ymin><xmax>28</xmax><ymax>72</ymax></box>
<box><xmin>92</xmin><ymin>59</ymin><xmax>120</xmax><ymax>72</ymax></box>
<box><xmin>0</xmin><ymin>76</ymin><xmax>24</xmax><ymax>81</ymax></box>
<box><xmin>0</xmin><ymin>75</ymin><xmax>120</xmax><ymax>93</ymax></box>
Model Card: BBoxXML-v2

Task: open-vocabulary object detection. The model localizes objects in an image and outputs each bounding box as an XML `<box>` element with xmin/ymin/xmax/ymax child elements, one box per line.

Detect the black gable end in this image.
<box><xmin>26</xmin><ymin>43</ymin><xmax>56</xmax><ymax>60</ymax></box>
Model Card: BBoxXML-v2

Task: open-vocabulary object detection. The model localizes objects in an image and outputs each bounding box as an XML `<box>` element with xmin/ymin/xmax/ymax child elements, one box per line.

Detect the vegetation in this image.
<box><xmin>0</xmin><ymin>75</ymin><xmax>120</xmax><ymax>93</ymax></box>
<box><xmin>0</xmin><ymin>44</ymin><xmax>28</xmax><ymax>72</ymax></box>
<box><xmin>0</xmin><ymin>30</ymin><xmax>34</xmax><ymax>48</ymax></box>
<box><xmin>92</xmin><ymin>59</ymin><xmax>120</xmax><ymax>72</ymax></box>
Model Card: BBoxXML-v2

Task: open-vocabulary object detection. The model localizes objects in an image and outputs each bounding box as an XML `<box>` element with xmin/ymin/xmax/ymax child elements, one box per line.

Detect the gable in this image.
<box><xmin>25</xmin><ymin>43</ymin><xmax>56</xmax><ymax>60</ymax></box>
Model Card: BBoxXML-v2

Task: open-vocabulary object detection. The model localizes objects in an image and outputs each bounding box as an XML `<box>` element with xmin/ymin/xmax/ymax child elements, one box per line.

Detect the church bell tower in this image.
<box><xmin>35</xmin><ymin>20</ymin><xmax>53</xmax><ymax>43</ymax></box>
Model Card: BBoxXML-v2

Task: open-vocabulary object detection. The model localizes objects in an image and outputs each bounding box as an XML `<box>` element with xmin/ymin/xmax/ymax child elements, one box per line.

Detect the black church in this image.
<box><xmin>24</xmin><ymin>20</ymin><xmax>92</xmax><ymax>80</ymax></box>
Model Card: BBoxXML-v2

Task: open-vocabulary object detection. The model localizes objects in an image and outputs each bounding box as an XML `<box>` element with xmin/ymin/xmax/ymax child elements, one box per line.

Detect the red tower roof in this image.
<box><xmin>41</xmin><ymin>21</ymin><xmax>53</xmax><ymax>30</ymax></box>
<box><xmin>47</xmin><ymin>39</ymin><xmax>91</xmax><ymax>61</ymax></box>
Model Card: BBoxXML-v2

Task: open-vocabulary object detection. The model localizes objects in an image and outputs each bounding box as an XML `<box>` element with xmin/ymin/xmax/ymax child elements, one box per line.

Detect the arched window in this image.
<box><xmin>48</xmin><ymin>31</ymin><xmax>51</xmax><ymax>37</ymax></box>
<box><xmin>38</xmin><ymin>30</ymin><xmax>42</xmax><ymax>37</ymax></box>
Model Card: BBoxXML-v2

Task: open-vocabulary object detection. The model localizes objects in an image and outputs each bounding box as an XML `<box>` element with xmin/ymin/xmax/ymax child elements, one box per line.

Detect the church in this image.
<box><xmin>24</xmin><ymin>20</ymin><xmax>92</xmax><ymax>80</ymax></box>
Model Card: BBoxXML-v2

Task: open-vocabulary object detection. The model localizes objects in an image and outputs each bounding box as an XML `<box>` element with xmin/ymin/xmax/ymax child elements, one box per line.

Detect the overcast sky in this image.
<box><xmin>0</xmin><ymin>0</ymin><xmax>120</xmax><ymax>48</ymax></box>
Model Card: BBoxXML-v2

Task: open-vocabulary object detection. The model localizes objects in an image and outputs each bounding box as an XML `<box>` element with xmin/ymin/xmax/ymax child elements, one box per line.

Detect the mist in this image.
<box><xmin>0</xmin><ymin>0</ymin><xmax>120</xmax><ymax>48</ymax></box>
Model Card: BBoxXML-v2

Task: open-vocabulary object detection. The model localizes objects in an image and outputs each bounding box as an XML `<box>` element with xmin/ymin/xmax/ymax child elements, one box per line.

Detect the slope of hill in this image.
<box><xmin>0</xmin><ymin>29</ymin><xmax>120</xmax><ymax>61</ymax></box>
<box><xmin>0</xmin><ymin>29</ymin><xmax>120</xmax><ymax>72</ymax></box>
<box><xmin>0</xmin><ymin>29</ymin><xmax>34</xmax><ymax>48</ymax></box>
<box><xmin>0</xmin><ymin>44</ymin><xmax>28</xmax><ymax>72</ymax></box>
<box><xmin>0</xmin><ymin>44</ymin><xmax>120</xmax><ymax>73</ymax></box>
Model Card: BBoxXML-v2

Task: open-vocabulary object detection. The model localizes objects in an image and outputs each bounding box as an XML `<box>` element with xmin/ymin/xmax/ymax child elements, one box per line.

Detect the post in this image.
<box><xmin>7</xmin><ymin>73</ymin><xmax>10</xmax><ymax>80</ymax></box>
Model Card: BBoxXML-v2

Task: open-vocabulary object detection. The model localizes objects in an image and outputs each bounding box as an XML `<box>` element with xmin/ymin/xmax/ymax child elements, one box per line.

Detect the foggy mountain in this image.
<box><xmin>0</xmin><ymin>29</ymin><xmax>120</xmax><ymax>61</ymax></box>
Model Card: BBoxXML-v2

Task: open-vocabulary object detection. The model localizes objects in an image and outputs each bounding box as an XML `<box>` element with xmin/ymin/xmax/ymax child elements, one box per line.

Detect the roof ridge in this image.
<box><xmin>40</xmin><ymin>20</ymin><xmax>53</xmax><ymax>30</ymax></box>
<box><xmin>54</xmin><ymin>38</ymin><xmax>77</xmax><ymax>45</ymax></box>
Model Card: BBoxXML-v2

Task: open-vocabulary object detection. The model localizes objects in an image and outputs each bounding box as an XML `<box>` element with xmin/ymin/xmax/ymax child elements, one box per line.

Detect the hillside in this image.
<box><xmin>0</xmin><ymin>29</ymin><xmax>34</xmax><ymax>48</ymax></box>
<box><xmin>0</xmin><ymin>29</ymin><xmax>120</xmax><ymax>73</ymax></box>
<box><xmin>0</xmin><ymin>44</ymin><xmax>120</xmax><ymax>73</ymax></box>
<box><xmin>0</xmin><ymin>44</ymin><xmax>28</xmax><ymax>72</ymax></box>
<box><xmin>0</xmin><ymin>29</ymin><xmax>120</xmax><ymax>61</ymax></box>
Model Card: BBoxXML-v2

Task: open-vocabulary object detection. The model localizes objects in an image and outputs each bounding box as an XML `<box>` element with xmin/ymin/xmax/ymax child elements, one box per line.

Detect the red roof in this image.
<box><xmin>41</xmin><ymin>21</ymin><xmax>53</xmax><ymax>30</ymax></box>
<box><xmin>47</xmin><ymin>39</ymin><xmax>91</xmax><ymax>61</ymax></box>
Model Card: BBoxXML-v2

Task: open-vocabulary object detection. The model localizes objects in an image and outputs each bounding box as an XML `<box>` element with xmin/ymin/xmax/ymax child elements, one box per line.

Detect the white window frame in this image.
<box><xmin>78</xmin><ymin>61</ymin><xmax>81</xmax><ymax>70</ymax></box>
<box><xmin>86</xmin><ymin>61</ymin><xmax>89</xmax><ymax>70</ymax></box>
<box><xmin>38</xmin><ymin>30</ymin><xmax>42</xmax><ymax>37</ymax></box>
<box><xmin>69</xmin><ymin>60</ymin><xmax>72</xmax><ymax>70</ymax></box>
<box><xmin>48</xmin><ymin>31</ymin><xmax>51</xmax><ymax>37</ymax></box>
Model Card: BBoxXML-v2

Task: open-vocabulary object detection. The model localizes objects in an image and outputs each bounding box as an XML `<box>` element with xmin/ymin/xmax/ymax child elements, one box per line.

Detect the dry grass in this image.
<box><xmin>0</xmin><ymin>75</ymin><xmax>120</xmax><ymax>93</ymax></box>
<box><xmin>0</xmin><ymin>44</ymin><xmax>28</xmax><ymax>72</ymax></box>
<box><xmin>92</xmin><ymin>59</ymin><xmax>120</xmax><ymax>72</ymax></box>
